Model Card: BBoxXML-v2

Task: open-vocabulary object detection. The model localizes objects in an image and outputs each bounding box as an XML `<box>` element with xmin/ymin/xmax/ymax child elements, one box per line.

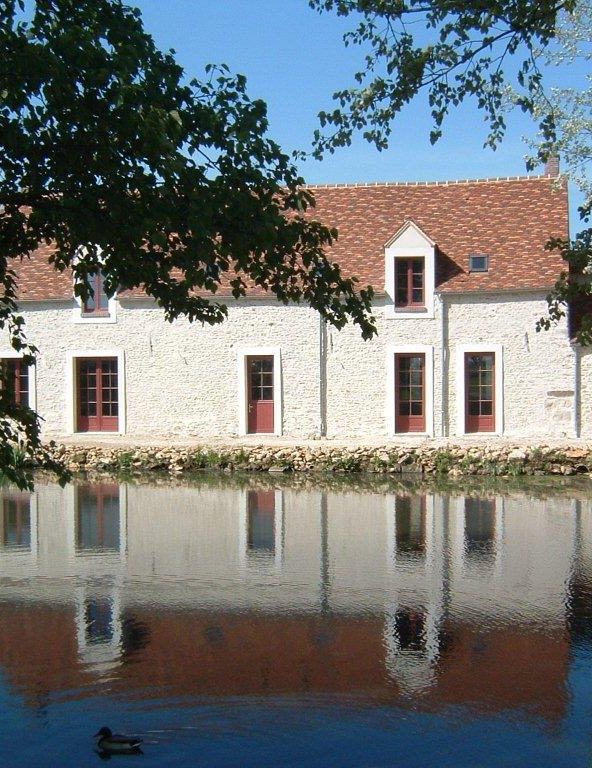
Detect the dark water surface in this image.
<box><xmin>1</xmin><ymin>474</ymin><xmax>592</xmax><ymax>767</ymax></box>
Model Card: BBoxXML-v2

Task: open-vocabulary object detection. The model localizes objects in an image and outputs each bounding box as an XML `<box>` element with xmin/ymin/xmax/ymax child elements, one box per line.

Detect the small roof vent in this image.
<box><xmin>469</xmin><ymin>253</ymin><xmax>489</xmax><ymax>272</ymax></box>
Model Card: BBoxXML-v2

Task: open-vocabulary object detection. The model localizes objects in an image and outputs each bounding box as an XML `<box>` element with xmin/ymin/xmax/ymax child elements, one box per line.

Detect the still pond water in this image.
<box><xmin>0</xmin><ymin>475</ymin><xmax>592</xmax><ymax>767</ymax></box>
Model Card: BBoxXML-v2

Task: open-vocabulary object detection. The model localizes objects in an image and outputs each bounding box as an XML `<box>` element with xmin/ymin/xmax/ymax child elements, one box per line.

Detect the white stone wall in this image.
<box><xmin>446</xmin><ymin>293</ymin><xmax>575</xmax><ymax>439</ymax></box>
<box><xmin>0</xmin><ymin>299</ymin><xmax>322</xmax><ymax>440</ymax></box>
<box><xmin>0</xmin><ymin>290</ymin><xmax>577</xmax><ymax>441</ymax></box>
<box><xmin>578</xmin><ymin>347</ymin><xmax>592</xmax><ymax>438</ymax></box>
<box><xmin>325</xmin><ymin>292</ymin><xmax>575</xmax><ymax>439</ymax></box>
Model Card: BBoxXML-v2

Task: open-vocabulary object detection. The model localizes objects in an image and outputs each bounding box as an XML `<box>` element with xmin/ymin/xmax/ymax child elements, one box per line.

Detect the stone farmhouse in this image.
<box><xmin>3</xmin><ymin>165</ymin><xmax>589</xmax><ymax>442</ymax></box>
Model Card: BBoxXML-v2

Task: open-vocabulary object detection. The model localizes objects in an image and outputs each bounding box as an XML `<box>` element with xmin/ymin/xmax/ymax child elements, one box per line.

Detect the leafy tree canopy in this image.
<box><xmin>309</xmin><ymin>0</ymin><xmax>575</xmax><ymax>155</ymax></box>
<box><xmin>0</xmin><ymin>0</ymin><xmax>376</xmax><ymax>487</ymax></box>
<box><xmin>310</xmin><ymin>0</ymin><xmax>592</xmax><ymax>345</ymax></box>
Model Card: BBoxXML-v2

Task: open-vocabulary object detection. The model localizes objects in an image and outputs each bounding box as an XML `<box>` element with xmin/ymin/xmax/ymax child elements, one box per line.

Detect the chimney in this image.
<box><xmin>544</xmin><ymin>155</ymin><xmax>560</xmax><ymax>177</ymax></box>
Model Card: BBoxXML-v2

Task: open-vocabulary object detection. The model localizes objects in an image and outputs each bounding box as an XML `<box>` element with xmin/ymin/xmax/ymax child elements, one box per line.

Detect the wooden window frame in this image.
<box><xmin>395</xmin><ymin>353</ymin><xmax>426</xmax><ymax>433</ymax></box>
<box><xmin>0</xmin><ymin>358</ymin><xmax>30</xmax><ymax>407</ymax></box>
<box><xmin>237</xmin><ymin>347</ymin><xmax>282</xmax><ymax>437</ymax></box>
<box><xmin>465</xmin><ymin>352</ymin><xmax>496</xmax><ymax>433</ymax></box>
<box><xmin>394</xmin><ymin>257</ymin><xmax>425</xmax><ymax>308</ymax></box>
<box><xmin>67</xmin><ymin>350</ymin><xmax>125</xmax><ymax>434</ymax></box>
<box><xmin>388</xmin><ymin>345</ymin><xmax>433</xmax><ymax>437</ymax></box>
<box><xmin>76</xmin><ymin>357</ymin><xmax>119</xmax><ymax>432</ymax></box>
<box><xmin>82</xmin><ymin>270</ymin><xmax>111</xmax><ymax>317</ymax></box>
<box><xmin>456</xmin><ymin>344</ymin><xmax>503</xmax><ymax>436</ymax></box>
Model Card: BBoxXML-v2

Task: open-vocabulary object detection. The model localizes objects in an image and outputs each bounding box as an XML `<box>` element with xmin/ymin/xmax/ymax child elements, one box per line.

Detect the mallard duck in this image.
<box><xmin>94</xmin><ymin>726</ymin><xmax>143</xmax><ymax>754</ymax></box>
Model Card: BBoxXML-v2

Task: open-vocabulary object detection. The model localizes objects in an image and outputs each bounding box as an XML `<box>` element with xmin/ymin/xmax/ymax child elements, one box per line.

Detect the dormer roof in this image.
<box><xmin>384</xmin><ymin>219</ymin><xmax>436</xmax><ymax>249</ymax></box>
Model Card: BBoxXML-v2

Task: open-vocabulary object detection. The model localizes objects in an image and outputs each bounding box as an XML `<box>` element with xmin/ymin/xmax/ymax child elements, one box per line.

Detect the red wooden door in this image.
<box><xmin>395</xmin><ymin>353</ymin><xmax>425</xmax><ymax>432</ymax></box>
<box><xmin>465</xmin><ymin>352</ymin><xmax>495</xmax><ymax>432</ymax></box>
<box><xmin>247</xmin><ymin>356</ymin><xmax>274</xmax><ymax>433</ymax></box>
<box><xmin>77</xmin><ymin>358</ymin><xmax>119</xmax><ymax>432</ymax></box>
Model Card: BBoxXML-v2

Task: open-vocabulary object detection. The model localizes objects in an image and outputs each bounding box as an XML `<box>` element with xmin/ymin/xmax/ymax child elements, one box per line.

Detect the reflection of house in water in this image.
<box><xmin>464</xmin><ymin>497</ymin><xmax>497</xmax><ymax>563</ymax></box>
<box><xmin>0</xmin><ymin>490</ymin><xmax>37</xmax><ymax>556</ymax></box>
<box><xmin>76</xmin><ymin>484</ymin><xmax>121</xmax><ymax>552</ymax></box>
<box><xmin>0</xmin><ymin>481</ymin><xmax>587</xmax><ymax>725</ymax></box>
<box><xmin>238</xmin><ymin>489</ymin><xmax>284</xmax><ymax>569</ymax></box>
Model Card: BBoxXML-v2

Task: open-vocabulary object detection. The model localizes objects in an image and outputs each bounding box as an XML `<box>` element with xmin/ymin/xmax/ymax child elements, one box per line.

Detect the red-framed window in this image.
<box><xmin>395</xmin><ymin>258</ymin><xmax>424</xmax><ymax>308</ymax></box>
<box><xmin>82</xmin><ymin>270</ymin><xmax>110</xmax><ymax>316</ymax></box>
<box><xmin>77</xmin><ymin>357</ymin><xmax>119</xmax><ymax>432</ymax></box>
<box><xmin>395</xmin><ymin>353</ymin><xmax>425</xmax><ymax>432</ymax></box>
<box><xmin>0</xmin><ymin>359</ymin><xmax>29</xmax><ymax>407</ymax></box>
<box><xmin>465</xmin><ymin>352</ymin><xmax>495</xmax><ymax>433</ymax></box>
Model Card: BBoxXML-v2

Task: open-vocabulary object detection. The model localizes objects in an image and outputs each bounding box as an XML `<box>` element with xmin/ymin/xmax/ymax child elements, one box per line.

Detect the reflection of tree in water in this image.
<box><xmin>121</xmin><ymin>615</ymin><xmax>151</xmax><ymax>658</ymax></box>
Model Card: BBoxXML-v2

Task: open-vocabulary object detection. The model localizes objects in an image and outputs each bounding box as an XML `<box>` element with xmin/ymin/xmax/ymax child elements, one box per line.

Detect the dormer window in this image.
<box><xmin>385</xmin><ymin>220</ymin><xmax>435</xmax><ymax>319</ymax></box>
<box><xmin>82</xmin><ymin>270</ymin><xmax>110</xmax><ymax>316</ymax></box>
<box><xmin>73</xmin><ymin>253</ymin><xmax>117</xmax><ymax>325</ymax></box>
<box><xmin>395</xmin><ymin>258</ymin><xmax>424</xmax><ymax>308</ymax></box>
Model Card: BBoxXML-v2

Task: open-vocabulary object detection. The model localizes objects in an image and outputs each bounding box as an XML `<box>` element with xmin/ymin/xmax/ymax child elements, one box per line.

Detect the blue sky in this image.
<box><xmin>135</xmin><ymin>1</ymin><xmax>581</xmax><ymax>223</ymax></box>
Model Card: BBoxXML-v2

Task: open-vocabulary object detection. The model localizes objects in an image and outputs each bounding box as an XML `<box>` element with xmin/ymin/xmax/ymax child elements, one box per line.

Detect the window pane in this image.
<box><xmin>410</xmin><ymin>386</ymin><xmax>422</xmax><ymax>401</ymax></box>
<box><xmin>481</xmin><ymin>370</ymin><xmax>493</xmax><ymax>386</ymax></box>
<box><xmin>83</xmin><ymin>271</ymin><xmax>110</xmax><ymax>314</ymax></box>
<box><xmin>481</xmin><ymin>386</ymin><xmax>493</xmax><ymax>402</ymax></box>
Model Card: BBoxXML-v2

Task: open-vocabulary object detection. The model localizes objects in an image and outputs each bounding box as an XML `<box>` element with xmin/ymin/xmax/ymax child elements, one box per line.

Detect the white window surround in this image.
<box><xmin>455</xmin><ymin>343</ymin><xmax>504</xmax><ymax>436</ymax></box>
<box><xmin>66</xmin><ymin>349</ymin><xmax>126</xmax><ymax>435</ymax></box>
<box><xmin>385</xmin><ymin>220</ymin><xmax>436</xmax><ymax>320</ymax></box>
<box><xmin>237</xmin><ymin>346</ymin><xmax>282</xmax><ymax>437</ymax></box>
<box><xmin>386</xmin><ymin>344</ymin><xmax>434</xmax><ymax>437</ymax></box>
<box><xmin>0</xmin><ymin>349</ymin><xmax>37</xmax><ymax>411</ymax></box>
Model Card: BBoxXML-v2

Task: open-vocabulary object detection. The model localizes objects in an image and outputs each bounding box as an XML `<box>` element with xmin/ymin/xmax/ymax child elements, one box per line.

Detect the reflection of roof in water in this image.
<box><xmin>0</xmin><ymin>602</ymin><xmax>569</xmax><ymax>724</ymax></box>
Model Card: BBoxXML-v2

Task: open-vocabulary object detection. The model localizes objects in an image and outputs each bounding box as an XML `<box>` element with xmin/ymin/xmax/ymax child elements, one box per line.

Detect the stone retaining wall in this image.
<box><xmin>46</xmin><ymin>442</ymin><xmax>592</xmax><ymax>478</ymax></box>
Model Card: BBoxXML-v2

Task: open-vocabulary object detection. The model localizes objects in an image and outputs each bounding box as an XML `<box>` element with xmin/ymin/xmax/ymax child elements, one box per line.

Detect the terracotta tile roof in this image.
<box><xmin>304</xmin><ymin>175</ymin><xmax>568</xmax><ymax>294</ymax></box>
<box><xmin>14</xmin><ymin>241</ymin><xmax>73</xmax><ymax>301</ymax></box>
<box><xmin>11</xmin><ymin>175</ymin><xmax>568</xmax><ymax>301</ymax></box>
